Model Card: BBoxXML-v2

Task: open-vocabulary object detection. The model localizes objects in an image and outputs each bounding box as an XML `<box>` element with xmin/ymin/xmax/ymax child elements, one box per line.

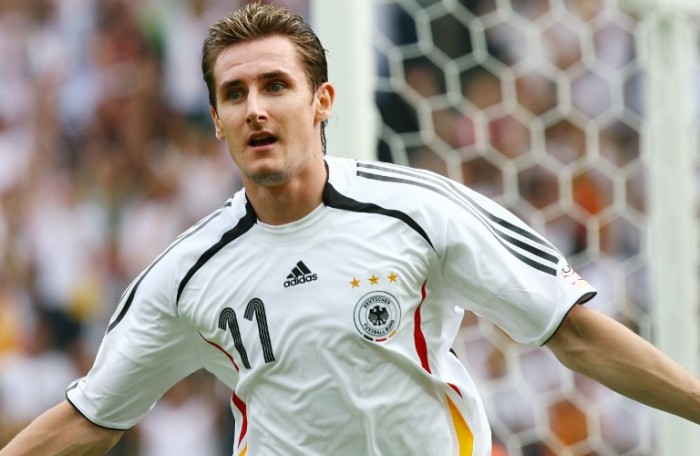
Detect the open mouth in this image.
<box><xmin>249</xmin><ymin>135</ymin><xmax>277</xmax><ymax>147</ymax></box>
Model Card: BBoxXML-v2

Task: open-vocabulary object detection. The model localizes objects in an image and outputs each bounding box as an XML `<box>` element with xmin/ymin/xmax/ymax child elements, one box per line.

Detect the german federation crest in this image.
<box><xmin>353</xmin><ymin>291</ymin><xmax>401</xmax><ymax>342</ymax></box>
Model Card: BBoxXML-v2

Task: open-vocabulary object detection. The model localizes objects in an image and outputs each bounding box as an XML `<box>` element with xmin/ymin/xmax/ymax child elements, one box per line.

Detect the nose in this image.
<box><xmin>245</xmin><ymin>90</ymin><xmax>267</xmax><ymax>126</ymax></box>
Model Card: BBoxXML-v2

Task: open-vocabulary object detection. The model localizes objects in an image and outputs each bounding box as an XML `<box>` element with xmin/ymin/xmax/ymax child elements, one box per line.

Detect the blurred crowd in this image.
<box><xmin>0</xmin><ymin>0</ymin><xmax>303</xmax><ymax>454</ymax></box>
<box><xmin>0</xmin><ymin>0</ymin><xmax>667</xmax><ymax>455</ymax></box>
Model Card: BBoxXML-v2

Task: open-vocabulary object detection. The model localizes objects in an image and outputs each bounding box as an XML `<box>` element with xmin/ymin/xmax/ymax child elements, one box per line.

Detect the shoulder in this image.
<box><xmin>326</xmin><ymin>156</ymin><xmax>462</xmax><ymax>210</ymax></box>
<box><xmin>157</xmin><ymin>192</ymin><xmax>249</xmax><ymax>274</ymax></box>
<box><xmin>323</xmin><ymin>157</ymin><xmax>468</xmax><ymax>253</ymax></box>
<box><xmin>107</xmin><ymin>192</ymin><xmax>251</xmax><ymax>332</ymax></box>
<box><xmin>329</xmin><ymin>159</ymin><xmax>494</xmax><ymax>226</ymax></box>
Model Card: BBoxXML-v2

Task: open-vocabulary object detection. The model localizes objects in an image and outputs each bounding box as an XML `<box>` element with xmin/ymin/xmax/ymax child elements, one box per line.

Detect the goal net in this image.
<box><xmin>353</xmin><ymin>0</ymin><xmax>699</xmax><ymax>455</ymax></box>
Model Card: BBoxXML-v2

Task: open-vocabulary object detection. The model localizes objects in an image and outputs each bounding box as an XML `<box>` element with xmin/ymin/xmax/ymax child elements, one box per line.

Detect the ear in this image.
<box><xmin>210</xmin><ymin>105</ymin><xmax>225</xmax><ymax>140</ymax></box>
<box><xmin>314</xmin><ymin>82</ymin><xmax>335</xmax><ymax>124</ymax></box>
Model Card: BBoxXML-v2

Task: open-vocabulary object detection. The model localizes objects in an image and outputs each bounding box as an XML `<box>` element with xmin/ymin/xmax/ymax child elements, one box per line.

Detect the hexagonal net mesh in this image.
<box><xmin>372</xmin><ymin>1</ymin><xmax>689</xmax><ymax>454</ymax></box>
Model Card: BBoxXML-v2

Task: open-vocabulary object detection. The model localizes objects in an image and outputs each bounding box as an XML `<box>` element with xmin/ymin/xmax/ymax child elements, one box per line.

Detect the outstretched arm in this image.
<box><xmin>546</xmin><ymin>304</ymin><xmax>700</xmax><ymax>424</ymax></box>
<box><xmin>0</xmin><ymin>400</ymin><xmax>123</xmax><ymax>456</ymax></box>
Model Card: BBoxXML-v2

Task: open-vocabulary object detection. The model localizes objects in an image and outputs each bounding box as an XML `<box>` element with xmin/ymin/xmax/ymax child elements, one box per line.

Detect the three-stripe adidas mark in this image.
<box><xmin>283</xmin><ymin>261</ymin><xmax>318</xmax><ymax>288</ymax></box>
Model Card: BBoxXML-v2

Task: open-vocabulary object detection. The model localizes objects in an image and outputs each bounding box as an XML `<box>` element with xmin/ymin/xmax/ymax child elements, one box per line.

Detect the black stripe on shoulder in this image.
<box><xmin>322</xmin><ymin>181</ymin><xmax>434</xmax><ymax>250</ymax></box>
<box><xmin>357</xmin><ymin>162</ymin><xmax>559</xmax><ymax>276</ymax></box>
<box><xmin>106</xmin><ymin>202</ymin><xmax>233</xmax><ymax>333</ymax></box>
<box><xmin>359</xmin><ymin>162</ymin><xmax>556</xmax><ymax>249</ymax></box>
<box><xmin>176</xmin><ymin>200</ymin><xmax>257</xmax><ymax>305</ymax></box>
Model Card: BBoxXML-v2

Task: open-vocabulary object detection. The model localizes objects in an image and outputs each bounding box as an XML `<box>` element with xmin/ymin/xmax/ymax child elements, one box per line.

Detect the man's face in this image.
<box><xmin>210</xmin><ymin>35</ymin><xmax>333</xmax><ymax>187</ymax></box>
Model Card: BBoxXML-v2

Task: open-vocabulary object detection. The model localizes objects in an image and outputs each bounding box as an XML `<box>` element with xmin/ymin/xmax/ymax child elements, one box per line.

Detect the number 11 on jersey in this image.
<box><xmin>218</xmin><ymin>298</ymin><xmax>276</xmax><ymax>369</ymax></box>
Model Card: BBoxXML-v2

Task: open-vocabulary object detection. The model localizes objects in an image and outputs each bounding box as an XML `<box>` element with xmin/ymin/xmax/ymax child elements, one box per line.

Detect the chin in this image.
<box><xmin>248</xmin><ymin>170</ymin><xmax>288</xmax><ymax>186</ymax></box>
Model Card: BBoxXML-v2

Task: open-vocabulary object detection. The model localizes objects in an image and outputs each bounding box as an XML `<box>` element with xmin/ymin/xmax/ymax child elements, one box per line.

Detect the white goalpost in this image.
<box><xmin>631</xmin><ymin>0</ymin><xmax>700</xmax><ymax>453</ymax></box>
<box><xmin>310</xmin><ymin>0</ymin><xmax>377</xmax><ymax>161</ymax></box>
<box><xmin>312</xmin><ymin>0</ymin><xmax>699</xmax><ymax>454</ymax></box>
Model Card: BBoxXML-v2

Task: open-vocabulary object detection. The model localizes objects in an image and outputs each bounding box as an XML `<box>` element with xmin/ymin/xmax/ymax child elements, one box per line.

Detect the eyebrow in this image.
<box><xmin>218</xmin><ymin>70</ymin><xmax>292</xmax><ymax>93</ymax></box>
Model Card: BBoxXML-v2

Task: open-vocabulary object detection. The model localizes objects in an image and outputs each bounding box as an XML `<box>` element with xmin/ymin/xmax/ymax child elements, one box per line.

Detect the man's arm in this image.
<box><xmin>546</xmin><ymin>303</ymin><xmax>700</xmax><ymax>424</ymax></box>
<box><xmin>0</xmin><ymin>400</ymin><xmax>123</xmax><ymax>456</ymax></box>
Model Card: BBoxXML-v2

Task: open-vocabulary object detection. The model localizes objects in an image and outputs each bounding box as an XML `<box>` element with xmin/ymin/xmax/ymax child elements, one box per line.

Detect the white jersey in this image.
<box><xmin>67</xmin><ymin>156</ymin><xmax>596</xmax><ymax>456</ymax></box>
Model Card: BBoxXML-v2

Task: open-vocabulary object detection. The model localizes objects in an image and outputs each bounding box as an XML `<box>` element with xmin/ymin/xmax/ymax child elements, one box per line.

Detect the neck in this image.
<box><xmin>244</xmin><ymin>157</ymin><xmax>327</xmax><ymax>225</ymax></box>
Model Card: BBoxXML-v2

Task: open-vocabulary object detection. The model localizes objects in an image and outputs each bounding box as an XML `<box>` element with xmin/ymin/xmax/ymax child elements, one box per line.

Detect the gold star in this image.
<box><xmin>369</xmin><ymin>274</ymin><xmax>379</xmax><ymax>285</ymax></box>
<box><xmin>350</xmin><ymin>277</ymin><xmax>360</xmax><ymax>288</ymax></box>
<box><xmin>388</xmin><ymin>272</ymin><xmax>398</xmax><ymax>283</ymax></box>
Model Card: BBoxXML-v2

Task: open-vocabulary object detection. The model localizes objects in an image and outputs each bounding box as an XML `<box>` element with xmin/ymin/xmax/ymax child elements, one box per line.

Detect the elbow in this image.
<box><xmin>544</xmin><ymin>305</ymin><xmax>597</xmax><ymax>376</ymax></box>
<box><xmin>548</xmin><ymin>339</ymin><xmax>593</xmax><ymax>376</ymax></box>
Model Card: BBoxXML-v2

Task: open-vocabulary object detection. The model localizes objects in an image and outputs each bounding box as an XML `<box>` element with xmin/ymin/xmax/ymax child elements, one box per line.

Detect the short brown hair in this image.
<box><xmin>202</xmin><ymin>2</ymin><xmax>328</xmax><ymax>109</ymax></box>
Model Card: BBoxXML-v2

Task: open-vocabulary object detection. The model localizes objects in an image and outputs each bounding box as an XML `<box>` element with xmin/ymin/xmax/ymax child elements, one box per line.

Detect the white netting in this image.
<box><xmin>373</xmin><ymin>1</ymin><xmax>698</xmax><ymax>454</ymax></box>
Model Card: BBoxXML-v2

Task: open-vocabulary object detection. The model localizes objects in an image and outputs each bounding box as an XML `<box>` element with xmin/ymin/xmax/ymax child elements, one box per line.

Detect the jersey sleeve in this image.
<box><xmin>436</xmin><ymin>184</ymin><xmax>596</xmax><ymax>346</ymax></box>
<box><xmin>66</xmin><ymin>259</ymin><xmax>205</xmax><ymax>430</ymax></box>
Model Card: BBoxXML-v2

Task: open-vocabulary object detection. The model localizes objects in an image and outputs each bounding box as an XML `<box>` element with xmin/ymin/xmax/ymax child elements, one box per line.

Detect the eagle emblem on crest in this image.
<box><xmin>353</xmin><ymin>291</ymin><xmax>401</xmax><ymax>342</ymax></box>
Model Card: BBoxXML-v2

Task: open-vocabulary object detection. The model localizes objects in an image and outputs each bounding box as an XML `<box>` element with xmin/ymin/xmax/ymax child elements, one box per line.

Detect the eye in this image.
<box><xmin>269</xmin><ymin>81</ymin><xmax>286</xmax><ymax>93</ymax></box>
<box><xmin>228</xmin><ymin>90</ymin><xmax>244</xmax><ymax>101</ymax></box>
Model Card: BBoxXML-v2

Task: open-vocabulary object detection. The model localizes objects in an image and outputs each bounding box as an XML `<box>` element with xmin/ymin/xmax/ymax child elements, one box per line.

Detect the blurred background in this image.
<box><xmin>0</xmin><ymin>0</ymin><xmax>698</xmax><ymax>455</ymax></box>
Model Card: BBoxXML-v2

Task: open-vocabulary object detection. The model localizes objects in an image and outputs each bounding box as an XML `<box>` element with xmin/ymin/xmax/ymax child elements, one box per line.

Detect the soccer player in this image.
<box><xmin>2</xmin><ymin>2</ymin><xmax>698</xmax><ymax>455</ymax></box>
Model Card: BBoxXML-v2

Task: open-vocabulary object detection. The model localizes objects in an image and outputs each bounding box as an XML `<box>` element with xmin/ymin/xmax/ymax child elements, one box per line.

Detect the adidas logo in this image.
<box><xmin>283</xmin><ymin>261</ymin><xmax>318</xmax><ymax>288</ymax></box>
